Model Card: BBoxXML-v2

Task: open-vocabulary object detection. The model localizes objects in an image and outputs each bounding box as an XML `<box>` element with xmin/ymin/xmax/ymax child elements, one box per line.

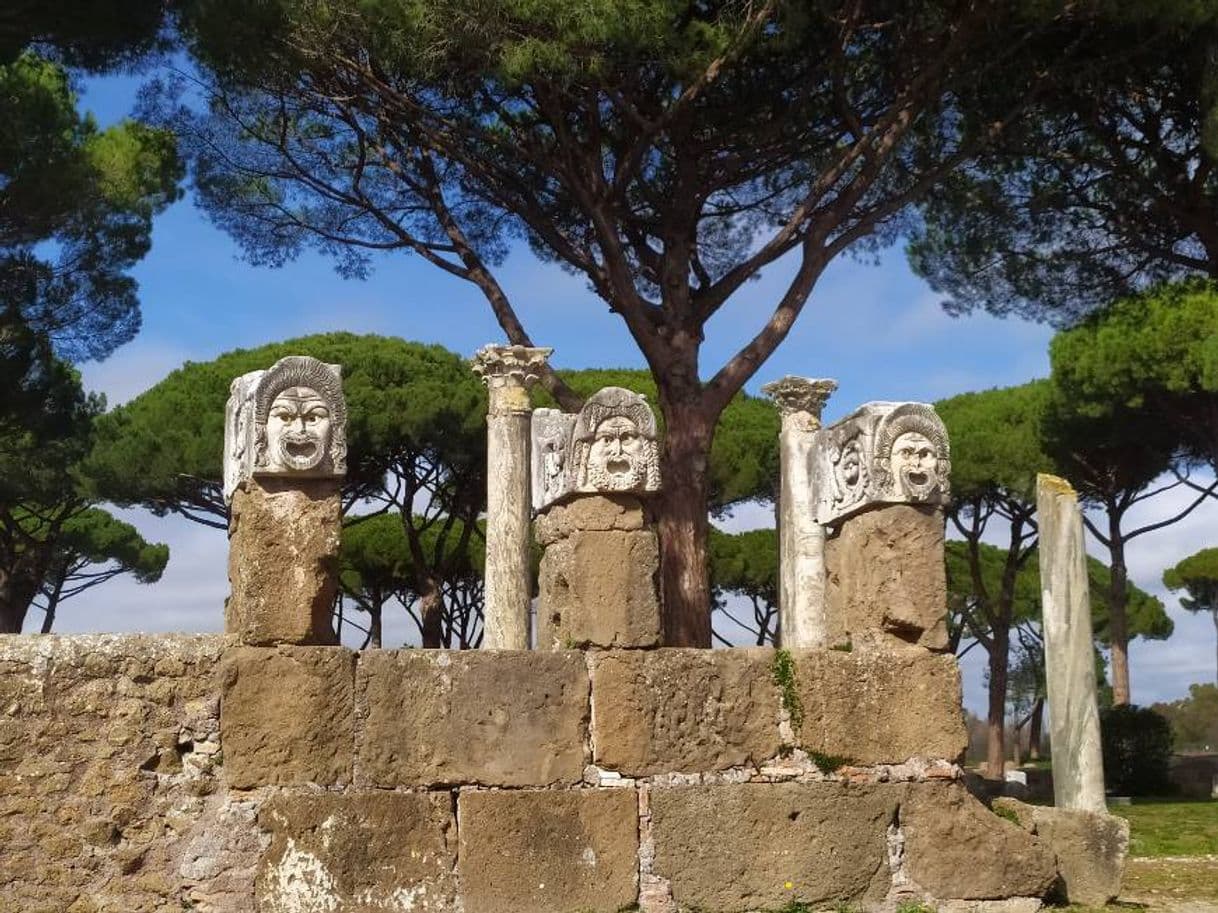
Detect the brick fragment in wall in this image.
<box><xmin>824</xmin><ymin>503</ymin><xmax>950</xmax><ymax>652</ymax></box>
<box><xmin>590</xmin><ymin>647</ymin><xmax>782</xmax><ymax>775</ymax></box>
<box><xmin>257</xmin><ymin>791</ymin><xmax>456</xmax><ymax>913</ymax></box>
<box><xmin>357</xmin><ymin>649</ymin><xmax>589</xmax><ymax>787</ymax></box>
<box><xmin>650</xmin><ymin>781</ymin><xmax>899</xmax><ymax>911</ymax></box>
<box><xmin>792</xmin><ymin>646</ymin><xmax>967</xmax><ymax>764</ymax></box>
<box><xmin>457</xmin><ymin>787</ymin><xmax>639</xmax><ymax>913</ymax></box>
<box><xmin>220</xmin><ymin>645</ymin><xmax>355</xmax><ymax>788</ymax></box>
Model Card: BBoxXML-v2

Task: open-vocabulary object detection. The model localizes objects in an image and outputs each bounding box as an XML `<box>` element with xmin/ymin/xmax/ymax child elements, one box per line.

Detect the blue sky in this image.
<box><xmin>59</xmin><ymin>71</ymin><xmax>1218</xmax><ymax>713</ymax></box>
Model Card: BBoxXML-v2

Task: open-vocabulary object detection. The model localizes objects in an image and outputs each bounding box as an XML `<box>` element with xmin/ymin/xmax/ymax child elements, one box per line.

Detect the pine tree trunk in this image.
<box><xmin>986</xmin><ymin>622</ymin><xmax>1010</xmax><ymax>780</ymax></box>
<box><xmin>1108</xmin><ymin>532</ymin><xmax>1131</xmax><ymax>706</ymax></box>
<box><xmin>419</xmin><ymin>580</ymin><xmax>444</xmax><ymax>649</ymax></box>
<box><xmin>1212</xmin><ymin>607</ymin><xmax>1217</xmax><ymax>685</ymax></box>
<box><xmin>654</xmin><ymin>399</ymin><xmax>714</xmax><ymax>648</ymax></box>
<box><xmin>1029</xmin><ymin>696</ymin><xmax>1044</xmax><ymax>760</ymax></box>
<box><xmin>0</xmin><ymin>568</ymin><xmax>38</xmax><ymax>634</ymax></box>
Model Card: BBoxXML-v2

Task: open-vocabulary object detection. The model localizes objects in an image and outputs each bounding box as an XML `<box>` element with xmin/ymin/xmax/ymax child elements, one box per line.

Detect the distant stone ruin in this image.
<box><xmin>0</xmin><ymin>351</ymin><xmax>1128</xmax><ymax>913</ymax></box>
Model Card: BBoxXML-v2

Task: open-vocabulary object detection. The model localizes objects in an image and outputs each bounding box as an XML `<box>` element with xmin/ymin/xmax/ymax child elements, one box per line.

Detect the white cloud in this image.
<box><xmin>79</xmin><ymin>338</ymin><xmax>196</xmax><ymax>407</ymax></box>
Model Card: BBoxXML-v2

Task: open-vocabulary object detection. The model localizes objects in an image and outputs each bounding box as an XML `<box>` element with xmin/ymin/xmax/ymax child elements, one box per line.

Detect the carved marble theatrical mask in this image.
<box><xmin>264</xmin><ymin>386</ymin><xmax>333</xmax><ymax>472</ymax></box>
<box><xmin>586</xmin><ymin>415</ymin><xmax>646</xmax><ymax>491</ymax></box>
<box><xmin>890</xmin><ymin>430</ymin><xmax>940</xmax><ymax>499</ymax></box>
<box><xmin>837</xmin><ymin>439</ymin><xmax>863</xmax><ymax>488</ymax></box>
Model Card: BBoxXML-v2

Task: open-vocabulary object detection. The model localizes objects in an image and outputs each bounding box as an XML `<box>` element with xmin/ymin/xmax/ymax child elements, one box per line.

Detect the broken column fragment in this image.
<box><xmin>223</xmin><ymin>356</ymin><xmax>346</xmax><ymax>646</ymax></box>
<box><xmin>1037</xmin><ymin>473</ymin><xmax>1107</xmax><ymax>814</ymax></box>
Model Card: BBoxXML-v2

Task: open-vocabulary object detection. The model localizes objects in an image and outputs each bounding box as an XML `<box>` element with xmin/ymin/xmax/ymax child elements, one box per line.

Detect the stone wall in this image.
<box><xmin>2</xmin><ymin>634</ymin><xmax>1068</xmax><ymax>913</ymax></box>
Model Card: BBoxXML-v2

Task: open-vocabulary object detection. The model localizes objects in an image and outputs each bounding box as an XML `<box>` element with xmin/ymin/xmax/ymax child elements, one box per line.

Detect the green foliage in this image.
<box><xmin>945</xmin><ymin>541</ymin><xmax>1171</xmax><ymax>648</ymax></box>
<box><xmin>1109</xmin><ymin>800</ymin><xmax>1218</xmax><ymax>858</ymax></box>
<box><xmin>55</xmin><ymin>507</ymin><xmax>168</xmax><ymax>584</ymax></box>
<box><xmin>992</xmin><ymin>804</ymin><xmax>1022</xmax><ymax>826</ymax></box>
<box><xmin>936</xmin><ymin>380</ymin><xmax>1054</xmax><ymax>503</ymax></box>
<box><xmin>88</xmin><ymin>333</ymin><xmax>486</xmax><ymax>524</ymax></box>
<box><xmin>340</xmin><ymin>511</ymin><xmax>487</xmax><ymax>647</ymax></box>
<box><xmin>895</xmin><ymin>902</ymin><xmax>937</xmax><ymax>913</ymax></box>
<box><xmin>0</xmin><ymin>51</ymin><xmax>181</xmax><ymax>360</ymax></box>
<box><xmin>805</xmin><ymin>751</ymin><xmax>852</xmax><ymax>773</ymax></box>
<box><xmin>708</xmin><ymin>527</ymin><xmax>777</xmax><ymax>646</ymax></box>
<box><xmin>1152</xmin><ymin>684</ymin><xmax>1218</xmax><ymax>753</ymax></box>
<box><xmin>0</xmin><ymin>0</ymin><xmax>169</xmax><ymax>70</ymax></box>
<box><xmin>535</xmin><ymin>369</ymin><xmax>779</xmax><ymax>510</ymax></box>
<box><xmin>1164</xmin><ymin>548</ymin><xmax>1218</xmax><ymax>617</ymax></box>
<box><xmin>1101</xmin><ymin>705</ymin><xmax>1175</xmax><ymax>797</ymax></box>
<box><xmin>771</xmin><ymin>649</ymin><xmax>803</xmax><ymax>733</ymax></box>
<box><xmin>1049</xmin><ymin>281</ymin><xmax>1218</xmax><ymax>471</ymax></box>
<box><xmin>908</xmin><ymin>17</ymin><xmax>1218</xmax><ymax>323</ymax></box>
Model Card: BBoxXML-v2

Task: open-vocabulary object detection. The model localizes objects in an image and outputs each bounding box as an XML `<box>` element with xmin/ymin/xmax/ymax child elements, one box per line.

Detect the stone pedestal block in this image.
<box><xmin>357</xmin><ymin>649</ymin><xmax>589</xmax><ymax>787</ymax></box>
<box><xmin>257</xmin><ymin>792</ymin><xmax>456</xmax><ymax>913</ymax></box>
<box><xmin>650</xmin><ymin>782</ymin><xmax>898</xmax><ymax>910</ymax></box>
<box><xmin>994</xmin><ymin>799</ymin><xmax>1129</xmax><ymax>906</ymax></box>
<box><xmin>226</xmin><ymin>478</ymin><xmax>341</xmax><ymax>646</ymax></box>
<box><xmin>219</xmin><ymin>646</ymin><xmax>354</xmax><ymax>788</ymax></box>
<box><xmin>824</xmin><ymin>503</ymin><xmax>949</xmax><ymax>651</ymax></box>
<box><xmin>901</xmin><ymin>783</ymin><xmax>1057</xmax><ymax>900</ymax></box>
<box><xmin>793</xmin><ymin>647</ymin><xmax>967</xmax><ymax>764</ymax></box>
<box><xmin>590</xmin><ymin>648</ymin><xmax>781</xmax><ymax>775</ymax></box>
<box><xmin>457</xmin><ymin>788</ymin><xmax>638</xmax><ymax>913</ymax></box>
<box><xmin>536</xmin><ymin>494</ymin><xmax>662</xmax><ymax>649</ymax></box>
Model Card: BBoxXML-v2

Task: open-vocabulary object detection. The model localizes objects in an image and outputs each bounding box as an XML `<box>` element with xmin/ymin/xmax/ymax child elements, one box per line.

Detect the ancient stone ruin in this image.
<box><xmin>0</xmin><ymin>352</ymin><xmax>1128</xmax><ymax>913</ymax></box>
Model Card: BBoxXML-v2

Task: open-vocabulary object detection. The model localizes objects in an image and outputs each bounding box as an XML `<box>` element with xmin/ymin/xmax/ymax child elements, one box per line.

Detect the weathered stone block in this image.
<box><xmin>591</xmin><ymin>648</ymin><xmax>781</xmax><ymax>775</ymax></box>
<box><xmin>902</xmin><ymin>783</ymin><xmax>1057</xmax><ymax>900</ymax></box>
<box><xmin>793</xmin><ymin>647</ymin><xmax>966</xmax><ymax>764</ymax></box>
<box><xmin>358</xmin><ymin>649</ymin><xmax>588</xmax><ymax>787</ymax></box>
<box><xmin>457</xmin><ymin>788</ymin><xmax>638</xmax><ymax>913</ymax></box>
<box><xmin>650</xmin><ymin>782</ymin><xmax>898</xmax><ymax>910</ymax></box>
<box><xmin>0</xmin><ymin>635</ymin><xmax>245</xmax><ymax>913</ymax></box>
<box><xmin>824</xmin><ymin>503</ymin><xmax>949</xmax><ymax>651</ymax></box>
<box><xmin>537</xmin><ymin>526</ymin><xmax>662</xmax><ymax>649</ymax></box>
<box><xmin>257</xmin><ymin>791</ymin><xmax>456</xmax><ymax>912</ymax></box>
<box><xmin>226</xmin><ymin>478</ymin><xmax>341</xmax><ymax>646</ymax></box>
<box><xmin>534</xmin><ymin>492</ymin><xmax>647</xmax><ymax>545</ymax></box>
<box><xmin>220</xmin><ymin>646</ymin><xmax>354</xmax><ymax>788</ymax></box>
<box><xmin>994</xmin><ymin>799</ymin><xmax>1128</xmax><ymax>905</ymax></box>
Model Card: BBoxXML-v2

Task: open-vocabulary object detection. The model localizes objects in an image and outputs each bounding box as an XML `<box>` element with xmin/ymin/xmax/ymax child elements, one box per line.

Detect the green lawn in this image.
<box><xmin>1107</xmin><ymin>799</ymin><xmax>1218</xmax><ymax>857</ymax></box>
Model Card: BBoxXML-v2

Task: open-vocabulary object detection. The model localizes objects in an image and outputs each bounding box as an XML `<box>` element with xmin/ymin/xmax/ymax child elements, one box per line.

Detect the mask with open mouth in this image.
<box><xmin>872</xmin><ymin>402</ymin><xmax>950</xmax><ymax>504</ymax></box>
<box><xmin>266</xmin><ymin>386</ymin><xmax>332</xmax><ymax>472</ymax></box>
<box><xmin>571</xmin><ymin>386</ymin><xmax>661</xmax><ymax>495</ymax></box>
<box><xmin>890</xmin><ymin>430</ymin><xmax>939</xmax><ymax>500</ymax></box>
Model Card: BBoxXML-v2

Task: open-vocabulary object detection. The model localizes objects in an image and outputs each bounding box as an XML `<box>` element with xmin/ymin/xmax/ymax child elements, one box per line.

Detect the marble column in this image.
<box><xmin>472</xmin><ymin>344</ymin><xmax>551</xmax><ymax>649</ymax></box>
<box><xmin>1038</xmin><ymin>473</ymin><xmax>1107</xmax><ymax>813</ymax></box>
<box><xmin>762</xmin><ymin>376</ymin><xmax>837</xmax><ymax>648</ymax></box>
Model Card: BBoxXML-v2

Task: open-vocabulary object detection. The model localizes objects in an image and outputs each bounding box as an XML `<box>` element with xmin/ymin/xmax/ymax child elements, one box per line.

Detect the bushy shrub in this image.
<box><xmin>1100</xmin><ymin>705</ymin><xmax>1174</xmax><ymax>796</ymax></box>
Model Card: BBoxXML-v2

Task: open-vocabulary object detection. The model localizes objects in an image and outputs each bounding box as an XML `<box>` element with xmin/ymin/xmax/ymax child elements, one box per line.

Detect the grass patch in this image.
<box><xmin>992</xmin><ymin>804</ymin><xmax>1021</xmax><ymax>826</ymax></box>
<box><xmin>806</xmin><ymin>750</ymin><xmax>853</xmax><ymax>772</ymax></box>
<box><xmin>1124</xmin><ymin>856</ymin><xmax>1218</xmax><ymax>902</ymax></box>
<box><xmin>1108</xmin><ymin>799</ymin><xmax>1218</xmax><ymax>857</ymax></box>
